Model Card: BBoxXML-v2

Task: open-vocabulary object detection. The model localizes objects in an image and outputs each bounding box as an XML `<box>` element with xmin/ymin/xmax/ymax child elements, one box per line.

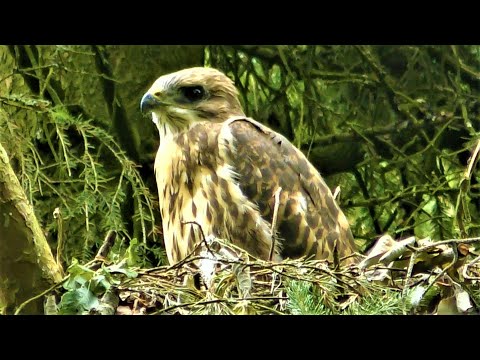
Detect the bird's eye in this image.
<box><xmin>179</xmin><ymin>86</ymin><xmax>206</xmax><ymax>102</ymax></box>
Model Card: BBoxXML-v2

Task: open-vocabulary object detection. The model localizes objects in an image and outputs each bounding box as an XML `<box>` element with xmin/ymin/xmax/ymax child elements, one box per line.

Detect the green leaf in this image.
<box><xmin>63</xmin><ymin>258</ymin><xmax>96</xmax><ymax>290</ymax></box>
<box><xmin>58</xmin><ymin>287</ymin><xmax>100</xmax><ymax>315</ymax></box>
<box><xmin>89</xmin><ymin>274</ymin><xmax>112</xmax><ymax>295</ymax></box>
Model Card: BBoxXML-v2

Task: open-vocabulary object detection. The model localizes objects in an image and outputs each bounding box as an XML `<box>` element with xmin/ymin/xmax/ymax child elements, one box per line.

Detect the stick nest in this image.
<box><xmin>110</xmin><ymin>235</ymin><xmax>480</xmax><ymax>315</ymax></box>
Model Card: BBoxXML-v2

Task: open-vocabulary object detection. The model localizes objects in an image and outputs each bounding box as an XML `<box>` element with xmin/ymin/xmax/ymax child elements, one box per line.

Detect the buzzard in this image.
<box><xmin>141</xmin><ymin>67</ymin><xmax>357</xmax><ymax>265</ymax></box>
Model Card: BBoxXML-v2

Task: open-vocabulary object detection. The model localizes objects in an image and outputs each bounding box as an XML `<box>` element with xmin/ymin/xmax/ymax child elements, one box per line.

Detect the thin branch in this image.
<box><xmin>269</xmin><ymin>187</ymin><xmax>282</xmax><ymax>261</ymax></box>
<box><xmin>95</xmin><ymin>230</ymin><xmax>117</xmax><ymax>260</ymax></box>
<box><xmin>421</xmin><ymin>243</ymin><xmax>458</xmax><ymax>302</ymax></box>
<box><xmin>181</xmin><ymin>221</ymin><xmax>215</xmax><ymax>258</ymax></box>
<box><xmin>415</xmin><ymin>237</ymin><xmax>480</xmax><ymax>252</ymax></box>
<box><xmin>54</xmin><ymin>207</ymin><xmax>65</xmax><ymax>276</ymax></box>
<box><xmin>353</xmin><ymin>168</ymin><xmax>381</xmax><ymax>234</ymax></box>
<box><xmin>153</xmin><ymin>295</ymin><xmax>288</xmax><ymax>315</ymax></box>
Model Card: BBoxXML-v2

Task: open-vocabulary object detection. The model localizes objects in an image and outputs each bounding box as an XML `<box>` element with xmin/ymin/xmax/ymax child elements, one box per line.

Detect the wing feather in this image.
<box><xmin>219</xmin><ymin>117</ymin><xmax>356</xmax><ymax>262</ymax></box>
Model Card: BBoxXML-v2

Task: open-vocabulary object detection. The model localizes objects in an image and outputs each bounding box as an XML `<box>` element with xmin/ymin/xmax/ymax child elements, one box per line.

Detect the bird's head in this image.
<box><xmin>141</xmin><ymin>67</ymin><xmax>245</xmax><ymax>131</ymax></box>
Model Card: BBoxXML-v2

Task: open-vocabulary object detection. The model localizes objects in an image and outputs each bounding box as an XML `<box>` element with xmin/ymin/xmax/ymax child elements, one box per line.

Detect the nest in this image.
<box><xmin>36</xmin><ymin>231</ymin><xmax>480</xmax><ymax>315</ymax></box>
<box><xmin>107</xmin><ymin>235</ymin><xmax>480</xmax><ymax>315</ymax></box>
<box><xmin>115</xmin><ymin>239</ymin><xmax>358</xmax><ymax>315</ymax></box>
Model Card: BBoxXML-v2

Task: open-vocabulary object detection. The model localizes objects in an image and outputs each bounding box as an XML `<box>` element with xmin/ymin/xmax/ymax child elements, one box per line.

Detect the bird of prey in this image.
<box><xmin>141</xmin><ymin>67</ymin><xmax>357</xmax><ymax>266</ymax></box>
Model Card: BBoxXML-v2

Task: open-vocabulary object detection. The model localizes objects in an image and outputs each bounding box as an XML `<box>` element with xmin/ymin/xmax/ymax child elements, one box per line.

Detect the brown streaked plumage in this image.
<box><xmin>141</xmin><ymin>67</ymin><xmax>357</xmax><ymax>265</ymax></box>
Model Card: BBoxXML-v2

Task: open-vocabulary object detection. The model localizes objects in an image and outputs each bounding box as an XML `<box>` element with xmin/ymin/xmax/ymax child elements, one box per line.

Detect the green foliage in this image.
<box><xmin>0</xmin><ymin>45</ymin><xmax>208</xmax><ymax>268</ymax></box>
<box><xmin>0</xmin><ymin>96</ymin><xmax>159</xmax><ymax>264</ymax></box>
<box><xmin>58</xmin><ymin>259</ymin><xmax>105</xmax><ymax>314</ymax></box>
<box><xmin>286</xmin><ymin>280</ymin><xmax>336</xmax><ymax>315</ymax></box>
<box><xmin>285</xmin><ymin>279</ymin><xmax>409</xmax><ymax>315</ymax></box>
<box><xmin>346</xmin><ymin>288</ymin><xmax>407</xmax><ymax>315</ymax></box>
<box><xmin>472</xmin><ymin>287</ymin><xmax>480</xmax><ymax>306</ymax></box>
<box><xmin>58</xmin><ymin>258</ymin><xmax>138</xmax><ymax>315</ymax></box>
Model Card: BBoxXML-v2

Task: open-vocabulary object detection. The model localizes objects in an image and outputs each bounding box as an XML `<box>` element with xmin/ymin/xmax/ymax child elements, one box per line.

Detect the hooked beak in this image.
<box><xmin>140</xmin><ymin>93</ymin><xmax>161</xmax><ymax>114</ymax></box>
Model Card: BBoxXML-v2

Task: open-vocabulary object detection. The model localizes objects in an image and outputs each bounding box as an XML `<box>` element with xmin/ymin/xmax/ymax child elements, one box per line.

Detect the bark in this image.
<box><xmin>0</xmin><ymin>143</ymin><xmax>63</xmax><ymax>314</ymax></box>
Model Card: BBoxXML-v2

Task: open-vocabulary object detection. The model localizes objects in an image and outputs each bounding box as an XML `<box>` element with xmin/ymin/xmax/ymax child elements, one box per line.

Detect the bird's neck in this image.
<box><xmin>157</xmin><ymin>123</ymin><xmax>175</xmax><ymax>143</ymax></box>
<box><xmin>156</xmin><ymin>118</ymin><xmax>208</xmax><ymax>144</ymax></box>
<box><xmin>152</xmin><ymin>113</ymin><xmax>177</xmax><ymax>141</ymax></box>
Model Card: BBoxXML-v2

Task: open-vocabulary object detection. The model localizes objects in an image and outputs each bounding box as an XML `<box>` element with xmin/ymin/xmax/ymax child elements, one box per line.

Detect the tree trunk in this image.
<box><xmin>0</xmin><ymin>143</ymin><xmax>63</xmax><ymax>314</ymax></box>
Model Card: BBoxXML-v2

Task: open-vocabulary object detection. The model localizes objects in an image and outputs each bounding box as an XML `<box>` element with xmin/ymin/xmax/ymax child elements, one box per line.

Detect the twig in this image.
<box><xmin>353</xmin><ymin>168</ymin><xmax>381</xmax><ymax>234</ymax></box>
<box><xmin>153</xmin><ymin>295</ymin><xmax>288</xmax><ymax>315</ymax></box>
<box><xmin>260</xmin><ymin>262</ymin><xmax>362</xmax><ymax>296</ymax></box>
<box><xmin>95</xmin><ymin>230</ymin><xmax>117</xmax><ymax>260</ymax></box>
<box><xmin>415</xmin><ymin>237</ymin><xmax>480</xmax><ymax>252</ymax></box>
<box><xmin>341</xmin><ymin>251</ymin><xmax>365</xmax><ymax>262</ymax></box>
<box><xmin>181</xmin><ymin>221</ymin><xmax>215</xmax><ymax>258</ymax></box>
<box><xmin>14</xmin><ymin>278</ymin><xmax>68</xmax><ymax>315</ymax></box>
<box><xmin>402</xmin><ymin>251</ymin><xmax>417</xmax><ymax>313</ymax></box>
<box><xmin>53</xmin><ymin>207</ymin><xmax>64</xmax><ymax>276</ymax></box>
<box><xmin>269</xmin><ymin>187</ymin><xmax>282</xmax><ymax>261</ymax></box>
<box><xmin>421</xmin><ymin>244</ymin><xmax>458</xmax><ymax>301</ymax></box>
<box><xmin>455</xmin><ymin>139</ymin><xmax>480</xmax><ymax>236</ymax></box>
<box><xmin>450</xmin><ymin>45</ymin><xmax>480</xmax><ymax>80</ymax></box>
<box><xmin>464</xmin><ymin>139</ymin><xmax>480</xmax><ymax>180</ymax></box>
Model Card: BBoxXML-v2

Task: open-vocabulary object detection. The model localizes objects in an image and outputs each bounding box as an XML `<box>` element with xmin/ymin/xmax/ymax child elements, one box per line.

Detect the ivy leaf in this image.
<box><xmin>63</xmin><ymin>258</ymin><xmax>96</xmax><ymax>290</ymax></box>
<box><xmin>58</xmin><ymin>287</ymin><xmax>100</xmax><ymax>315</ymax></box>
<box><xmin>90</xmin><ymin>274</ymin><xmax>112</xmax><ymax>295</ymax></box>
